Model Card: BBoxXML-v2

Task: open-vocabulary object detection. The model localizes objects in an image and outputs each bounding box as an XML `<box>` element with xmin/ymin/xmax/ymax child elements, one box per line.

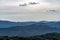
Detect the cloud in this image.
<box><xmin>19</xmin><ymin>3</ymin><xmax>27</xmax><ymax>6</ymax></box>
<box><xmin>0</xmin><ymin>0</ymin><xmax>60</xmax><ymax>22</ymax></box>
<box><xmin>39</xmin><ymin>0</ymin><xmax>60</xmax><ymax>8</ymax></box>
<box><xmin>0</xmin><ymin>0</ymin><xmax>18</xmax><ymax>6</ymax></box>
<box><xmin>29</xmin><ymin>2</ymin><xmax>40</xmax><ymax>5</ymax></box>
<box><xmin>44</xmin><ymin>0</ymin><xmax>60</xmax><ymax>4</ymax></box>
<box><xmin>0</xmin><ymin>0</ymin><xmax>17</xmax><ymax>2</ymax></box>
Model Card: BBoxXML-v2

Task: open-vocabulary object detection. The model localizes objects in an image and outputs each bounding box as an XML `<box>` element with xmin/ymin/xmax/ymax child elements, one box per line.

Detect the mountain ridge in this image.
<box><xmin>0</xmin><ymin>21</ymin><xmax>60</xmax><ymax>36</ymax></box>
<box><xmin>0</xmin><ymin>20</ymin><xmax>60</xmax><ymax>28</ymax></box>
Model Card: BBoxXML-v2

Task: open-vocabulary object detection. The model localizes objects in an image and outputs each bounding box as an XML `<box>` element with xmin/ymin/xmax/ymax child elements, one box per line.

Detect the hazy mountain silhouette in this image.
<box><xmin>47</xmin><ymin>21</ymin><xmax>60</xmax><ymax>28</ymax></box>
<box><xmin>0</xmin><ymin>20</ymin><xmax>36</xmax><ymax>28</ymax></box>
<box><xmin>0</xmin><ymin>20</ymin><xmax>60</xmax><ymax>28</ymax></box>
<box><xmin>40</xmin><ymin>21</ymin><xmax>60</xmax><ymax>28</ymax></box>
<box><xmin>0</xmin><ymin>21</ymin><xmax>60</xmax><ymax>36</ymax></box>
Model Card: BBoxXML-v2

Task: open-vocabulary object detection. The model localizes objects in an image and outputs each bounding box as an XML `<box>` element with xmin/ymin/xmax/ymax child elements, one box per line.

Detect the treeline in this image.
<box><xmin>0</xmin><ymin>32</ymin><xmax>60</xmax><ymax>40</ymax></box>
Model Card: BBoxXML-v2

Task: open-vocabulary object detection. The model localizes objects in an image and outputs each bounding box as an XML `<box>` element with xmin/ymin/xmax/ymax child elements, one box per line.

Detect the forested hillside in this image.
<box><xmin>0</xmin><ymin>32</ymin><xmax>60</xmax><ymax>40</ymax></box>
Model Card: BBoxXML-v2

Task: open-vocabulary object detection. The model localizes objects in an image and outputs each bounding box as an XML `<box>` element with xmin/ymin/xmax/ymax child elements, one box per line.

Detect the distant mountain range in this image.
<box><xmin>0</xmin><ymin>20</ymin><xmax>60</xmax><ymax>28</ymax></box>
<box><xmin>0</xmin><ymin>20</ymin><xmax>60</xmax><ymax>36</ymax></box>
<box><xmin>0</xmin><ymin>20</ymin><xmax>36</xmax><ymax>28</ymax></box>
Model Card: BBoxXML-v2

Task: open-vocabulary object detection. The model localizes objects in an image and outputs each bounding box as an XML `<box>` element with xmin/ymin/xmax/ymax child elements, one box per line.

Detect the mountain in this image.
<box><xmin>0</xmin><ymin>32</ymin><xmax>60</xmax><ymax>40</ymax></box>
<box><xmin>39</xmin><ymin>21</ymin><xmax>60</xmax><ymax>28</ymax></box>
<box><xmin>0</xmin><ymin>20</ymin><xmax>36</xmax><ymax>28</ymax></box>
<box><xmin>0</xmin><ymin>22</ymin><xmax>60</xmax><ymax>37</ymax></box>
<box><xmin>25</xmin><ymin>32</ymin><xmax>60</xmax><ymax>40</ymax></box>
<box><xmin>0</xmin><ymin>20</ymin><xmax>60</xmax><ymax>36</ymax></box>
<box><xmin>46</xmin><ymin>21</ymin><xmax>60</xmax><ymax>28</ymax></box>
<box><xmin>0</xmin><ymin>20</ymin><xmax>60</xmax><ymax>28</ymax></box>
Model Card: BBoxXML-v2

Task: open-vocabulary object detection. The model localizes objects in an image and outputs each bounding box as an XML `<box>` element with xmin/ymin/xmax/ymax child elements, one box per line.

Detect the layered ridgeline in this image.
<box><xmin>0</xmin><ymin>20</ymin><xmax>60</xmax><ymax>36</ymax></box>
<box><xmin>0</xmin><ymin>20</ymin><xmax>36</xmax><ymax>28</ymax></box>
<box><xmin>0</xmin><ymin>20</ymin><xmax>60</xmax><ymax>28</ymax></box>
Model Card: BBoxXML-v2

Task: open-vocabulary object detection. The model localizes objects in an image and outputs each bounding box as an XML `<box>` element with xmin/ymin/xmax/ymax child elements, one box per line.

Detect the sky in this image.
<box><xmin>0</xmin><ymin>0</ymin><xmax>60</xmax><ymax>22</ymax></box>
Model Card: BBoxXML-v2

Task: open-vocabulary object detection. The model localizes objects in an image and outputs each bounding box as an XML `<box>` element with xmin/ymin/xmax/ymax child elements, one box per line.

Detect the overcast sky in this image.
<box><xmin>0</xmin><ymin>0</ymin><xmax>60</xmax><ymax>22</ymax></box>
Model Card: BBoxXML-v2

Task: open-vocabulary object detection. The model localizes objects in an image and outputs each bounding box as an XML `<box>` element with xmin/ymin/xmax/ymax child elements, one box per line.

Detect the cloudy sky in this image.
<box><xmin>0</xmin><ymin>0</ymin><xmax>60</xmax><ymax>22</ymax></box>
